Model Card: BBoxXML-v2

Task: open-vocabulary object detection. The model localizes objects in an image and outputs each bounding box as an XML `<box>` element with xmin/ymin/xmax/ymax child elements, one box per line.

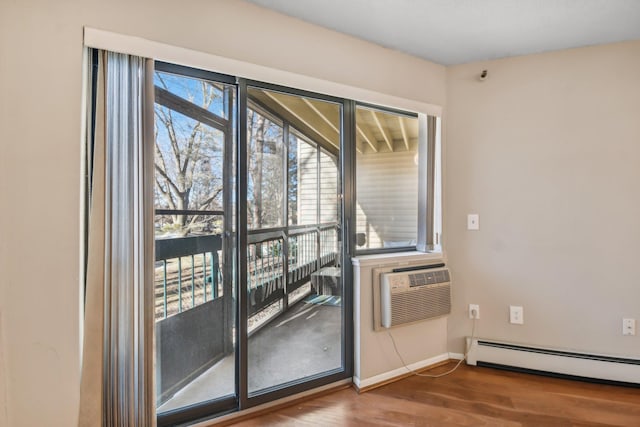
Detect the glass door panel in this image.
<box><xmin>153</xmin><ymin>67</ymin><xmax>237</xmax><ymax>415</ymax></box>
<box><xmin>247</xmin><ymin>109</ymin><xmax>285</xmax><ymax>230</ymax></box>
<box><xmin>150</xmin><ymin>65</ymin><xmax>351</xmax><ymax>425</ymax></box>
<box><xmin>246</xmin><ymin>87</ymin><xmax>343</xmax><ymax>395</ymax></box>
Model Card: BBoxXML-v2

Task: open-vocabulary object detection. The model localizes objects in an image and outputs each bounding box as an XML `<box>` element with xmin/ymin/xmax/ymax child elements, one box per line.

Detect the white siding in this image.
<box><xmin>296</xmin><ymin>141</ymin><xmax>339</xmax><ymax>226</ymax></box>
<box><xmin>356</xmin><ymin>149</ymin><xmax>418</xmax><ymax>249</ymax></box>
<box><xmin>296</xmin><ymin>139</ymin><xmax>318</xmax><ymax>225</ymax></box>
<box><xmin>319</xmin><ymin>150</ymin><xmax>339</xmax><ymax>224</ymax></box>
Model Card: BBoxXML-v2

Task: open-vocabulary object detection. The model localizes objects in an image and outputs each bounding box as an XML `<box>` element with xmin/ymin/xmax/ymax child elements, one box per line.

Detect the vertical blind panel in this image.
<box><xmin>103</xmin><ymin>51</ymin><xmax>155</xmax><ymax>427</ymax></box>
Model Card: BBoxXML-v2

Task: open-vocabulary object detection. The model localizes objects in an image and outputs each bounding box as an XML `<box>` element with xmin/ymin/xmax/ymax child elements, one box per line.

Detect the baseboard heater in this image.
<box><xmin>467</xmin><ymin>339</ymin><xmax>640</xmax><ymax>387</ymax></box>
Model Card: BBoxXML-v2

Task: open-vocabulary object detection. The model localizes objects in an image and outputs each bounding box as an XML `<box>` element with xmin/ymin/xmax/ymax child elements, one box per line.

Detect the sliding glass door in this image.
<box><xmin>153</xmin><ymin>65</ymin><xmax>351</xmax><ymax>425</ymax></box>
<box><xmin>153</xmin><ymin>63</ymin><xmax>238</xmax><ymax>422</ymax></box>
<box><xmin>244</xmin><ymin>87</ymin><xmax>344</xmax><ymax>398</ymax></box>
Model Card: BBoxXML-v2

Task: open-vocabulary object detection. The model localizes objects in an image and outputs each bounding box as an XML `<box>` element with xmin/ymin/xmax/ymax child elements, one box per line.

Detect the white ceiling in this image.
<box><xmin>248</xmin><ymin>0</ymin><xmax>640</xmax><ymax>65</ymax></box>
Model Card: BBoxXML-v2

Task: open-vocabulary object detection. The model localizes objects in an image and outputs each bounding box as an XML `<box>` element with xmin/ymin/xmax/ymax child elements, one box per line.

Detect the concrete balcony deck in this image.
<box><xmin>158</xmin><ymin>294</ymin><xmax>342</xmax><ymax>413</ymax></box>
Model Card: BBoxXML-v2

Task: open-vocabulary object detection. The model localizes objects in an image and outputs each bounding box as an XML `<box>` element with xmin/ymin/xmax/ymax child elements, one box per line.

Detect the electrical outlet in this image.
<box><xmin>623</xmin><ymin>318</ymin><xmax>636</xmax><ymax>336</ymax></box>
<box><xmin>469</xmin><ymin>304</ymin><xmax>480</xmax><ymax>319</ymax></box>
<box><xmin>510</xmin><ymin>305</ymin><xmax>524</xmax><ymax>324</ymax></box>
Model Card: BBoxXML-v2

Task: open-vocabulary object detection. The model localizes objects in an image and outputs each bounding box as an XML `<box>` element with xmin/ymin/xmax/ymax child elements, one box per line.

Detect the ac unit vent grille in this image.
<box><xmin>390</xmin><ymin>283</ymin><xmax>451</xmax><ymax>326</ymax></box>
<box><xmin>380</xmin><ymin>267</ymin><xmax>451</xmax><ymax>328</ymax></box>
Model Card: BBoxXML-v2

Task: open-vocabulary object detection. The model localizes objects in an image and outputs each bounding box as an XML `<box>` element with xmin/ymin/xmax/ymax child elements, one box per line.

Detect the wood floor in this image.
<box><xmin>230</xmin><ymin>362</ymin><xmax>640</xmax><ymax>426</ymax></box>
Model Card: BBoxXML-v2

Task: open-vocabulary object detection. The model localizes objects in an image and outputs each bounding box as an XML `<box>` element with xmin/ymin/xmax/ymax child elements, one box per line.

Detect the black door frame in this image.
<box><xmin>154</xmin><ymin>61</ymin><xmax>239</xmax><ymax>427</ymax></box>
<box><xmin>155</xmin><ymin>62</ymin><xmax>355</xmax><ymax>426</ymax></box>
<box><xmin>238</xmin><ymin>78</ymin><xmax>354</xmax><ymax>409</ymax></box>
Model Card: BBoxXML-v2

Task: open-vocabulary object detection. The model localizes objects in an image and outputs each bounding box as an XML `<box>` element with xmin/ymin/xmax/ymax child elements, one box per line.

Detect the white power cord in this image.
<box><xmin>387</xmin><ymin>309</ymin><xmax>477</xmax><ymax>378</ymax></box>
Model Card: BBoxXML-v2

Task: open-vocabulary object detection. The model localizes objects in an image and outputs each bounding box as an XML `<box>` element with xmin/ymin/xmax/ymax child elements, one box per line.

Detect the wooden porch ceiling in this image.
<box><xmin>249</xmin><ymin>89</ymin><xmax>419</xmax><ymax>155</ymax></box>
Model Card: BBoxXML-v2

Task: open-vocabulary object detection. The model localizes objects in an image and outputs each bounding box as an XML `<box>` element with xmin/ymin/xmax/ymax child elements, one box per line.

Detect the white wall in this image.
<box><xmin>0</xmin><ymin>4</ymin><xmax>7</xmax><ymax>421</ymax></box>
<box><xmin>352</xmin><ymin>252</ymin><xmax>448</xmax><ymax>389</ymax></box>
<box><xmin>0</xmin><ymin>313</ymin><xmax>7</xmax><ymax>427</ymax></box>
<box><xmin>0</xmin><ymin>1</ymin><xmax>445</xmax><ymax>426</ymax></box>
<box><xmin>10</xmin><ymin>1</ymin><xmax>636</xmax><ymax>424</ymax></box>
<box><xmin>0</xmin><ymin>12</ymin><xmax>8</xmax><ymax>406</ymax></box>
<box><xmin>445</xmin><ymin>41</ymin><xmax>640</xmax><ymax>356</ymax></box>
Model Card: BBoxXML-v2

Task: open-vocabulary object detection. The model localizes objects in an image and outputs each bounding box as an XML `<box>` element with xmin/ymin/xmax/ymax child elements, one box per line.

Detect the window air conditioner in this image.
<box><xmin>380</xmin><ymin>267</ymin><xmax>451</xmax><ymax>328</ymax></box>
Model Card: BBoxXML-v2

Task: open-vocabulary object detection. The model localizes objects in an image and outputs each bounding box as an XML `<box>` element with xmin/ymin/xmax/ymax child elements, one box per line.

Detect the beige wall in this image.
<box><xmin>445</xmin><ymin>41</ymin><xmax>640</xmax><ymax>355</ymax></box>
<box><xmin>0</xmin><ymin>1</ymin><xmax>445</xmax><ymax>426</ymax></box>
<box><xmin>353</xmin><ymin>252</ymin><xmax>448</xmax><ymax>387</ymax></box>
<box><xmin>1</xmin><ymin>4</ymin><xmax>13</xmax><ymax>424</ymax></box>
<box><xmin>6</xmin><ymin>0</ymin><xmax>637</xmax><ymax>424</ymax></box>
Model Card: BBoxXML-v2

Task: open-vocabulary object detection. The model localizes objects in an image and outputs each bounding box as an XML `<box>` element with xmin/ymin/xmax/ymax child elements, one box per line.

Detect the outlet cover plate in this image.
<box><xmin>469</xmin><ymin>304</ymin><xmax>480</xmax><ymax>319</ymax></box>
<box><xmin>623</xmin><ymin>318</ymin><xmax>636</xmax><ymax>336</ymax></box>
<box><xmin>510</xmin><ymin>305</ymin><xmax>524</xmax><ymax>324</ymax></box>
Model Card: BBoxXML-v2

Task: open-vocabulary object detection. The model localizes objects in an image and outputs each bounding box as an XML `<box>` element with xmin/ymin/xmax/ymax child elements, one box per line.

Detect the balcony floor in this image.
<box><xmin>158</xmin><ymin>295</ymin><xmax>342</xmax><ymax>413</ymax></box>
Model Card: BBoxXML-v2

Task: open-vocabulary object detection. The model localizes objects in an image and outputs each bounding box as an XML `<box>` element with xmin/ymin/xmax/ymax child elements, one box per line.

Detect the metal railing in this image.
<box><xmin>154</xmin><ymin>234</ymin><xmax>223</xmax><ymax>320</ymax></box>
<box><xmin>154</xmin><ymin>216</ymin><xmax>339</xmax><ymax>320</ymax></box>
<box><xmin>247</xmin><ymin>223</ymin><xmax>339</xmax><ymax>316</ymax></box>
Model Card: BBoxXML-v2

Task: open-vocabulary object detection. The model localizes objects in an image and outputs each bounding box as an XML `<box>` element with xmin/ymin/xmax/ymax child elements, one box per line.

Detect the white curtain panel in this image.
<box><xmin>79</xmin><ymin>50</ymin><xmax>155</xmax><ymax>427</ymax></box>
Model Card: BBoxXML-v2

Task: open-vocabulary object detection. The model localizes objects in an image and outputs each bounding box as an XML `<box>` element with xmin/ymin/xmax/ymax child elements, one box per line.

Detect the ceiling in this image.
<box><xmin>249</xmin><ymin>88</ymin><xmax>418</xmax><ymax>155</ymax></box>
<box><xmin>247</xmin><ymin>0</ymin><xmax>640</xmax><ymax>65</ymax></box>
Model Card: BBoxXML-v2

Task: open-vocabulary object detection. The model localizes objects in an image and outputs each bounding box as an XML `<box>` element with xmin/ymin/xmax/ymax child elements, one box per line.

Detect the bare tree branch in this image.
<box><xmin>153</xmin><ymin>73</ymin><xmax>230</xmax><ymax>236</ymax></box>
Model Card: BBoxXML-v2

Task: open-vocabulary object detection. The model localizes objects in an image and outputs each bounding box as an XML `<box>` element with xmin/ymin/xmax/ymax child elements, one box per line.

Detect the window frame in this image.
<box><xmin>353</xmin><ymin>103</ymin><xmax>437</xmax><ymax>256</ymax></box>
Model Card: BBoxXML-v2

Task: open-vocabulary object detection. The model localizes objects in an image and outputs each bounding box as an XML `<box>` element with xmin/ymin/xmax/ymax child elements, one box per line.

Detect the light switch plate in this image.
<box><xmin>467</xmin><ymin>214</ymin><xmax>479</xmax><ymax>230</ymax></box>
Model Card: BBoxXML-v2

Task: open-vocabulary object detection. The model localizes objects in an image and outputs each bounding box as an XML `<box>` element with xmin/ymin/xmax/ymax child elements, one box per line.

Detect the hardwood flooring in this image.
<box><xmin>230</xmin><ymin>362</ymin><xmax>640</xmax><ymax>426</ymax></box>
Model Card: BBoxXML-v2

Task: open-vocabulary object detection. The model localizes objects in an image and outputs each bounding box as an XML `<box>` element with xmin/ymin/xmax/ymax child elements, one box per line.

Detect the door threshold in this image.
<box><xmin>190</xmin><ymin>379</ymin><xmax>352</xmax><ymax>426</ymax></box>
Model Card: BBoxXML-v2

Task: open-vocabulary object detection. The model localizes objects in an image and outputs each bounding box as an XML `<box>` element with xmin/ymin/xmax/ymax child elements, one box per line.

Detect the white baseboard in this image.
<box><xmin>467</xmin><ymin>338</ymin><xmax>640</xmax><ymax>384</ymax></box>
<box><xmin>353</xmin><ymin>352</ymin><xmax>451</xmax><ymax>390</ymax></box>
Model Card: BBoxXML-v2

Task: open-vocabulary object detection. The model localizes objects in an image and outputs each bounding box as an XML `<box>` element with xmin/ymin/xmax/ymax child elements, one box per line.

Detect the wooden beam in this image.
<box><xmin>371</xmin><ymin>110</ymin><xmax>394</xmax><ymax>152</ymax></box>
<box><xmin>398</xmin><ymin>116</ymin><xmax>409</xmax><ymax>151</ymax></box>
<box><xmin>300</xmin><ymin>97</ymin><xmax>358</xmax><ymax>151</ymax></box>
<box><xmin>155</xmin><ymin>86</ymin><xmax>228</xmax><ymax>132</ymax></box>
<box><xmin>263</xmin><ymin>91</ymin><xmax>339</xmax><ymax>150</ymax></box>
<box><xmin>298</xmin><ymin>97</ymin><xmax>362</xmax><ymax>154</ymax></box>
<box><xmin>302</xmin><ymin>98</ymin><xmax>340</xmax><ymax>134</ymax></box>
<box><xmin>356</xmin><ymin>124</ymin><xmax>378</xmax><ymax>153</ymax></box>
<box><xmin>248</xmin><ymin>93</ymin><xmax>338</xmax><ymax>156</ymax></box>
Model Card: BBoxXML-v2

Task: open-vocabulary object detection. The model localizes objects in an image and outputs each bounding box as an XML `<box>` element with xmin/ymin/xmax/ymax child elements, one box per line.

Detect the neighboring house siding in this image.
<box><xmin>296</xmin><ymin>139</ymin><xmax>339</xmax><ymax>226</ymax></box>
<box><xmin>356</xmin><ymin>150</ymin><xmax>418</xmax><ymax>248</ymax></box>
<box><xmin>319</xmin><ymin>150</ymin><xmax>338</xmax><ymax>224</ymax></box>
<box><xmin>297</xmin><ymin>139</ymin><xmax>318</xmax><ymax>225</ymax></box>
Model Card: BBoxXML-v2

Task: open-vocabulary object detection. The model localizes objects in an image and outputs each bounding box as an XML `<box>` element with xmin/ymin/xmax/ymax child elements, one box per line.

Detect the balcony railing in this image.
<box><xmin>246</xmin><ymin>223</ymin><xmax>338</xmax><ymax>316</ymax></box>
<box><xmin>154</xmin><ymin>213</ymin><xmax>339</xmax><ymax>403</ymax></box>
<box><xmin>154</xmin><ymin>220</ymin><xmax>339</xmax><ymax>321</ymax></box>
<box><xmin>154</xmin><ymin>234</ymin><xmax>223</xmax><ymax>320</ymax></box>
